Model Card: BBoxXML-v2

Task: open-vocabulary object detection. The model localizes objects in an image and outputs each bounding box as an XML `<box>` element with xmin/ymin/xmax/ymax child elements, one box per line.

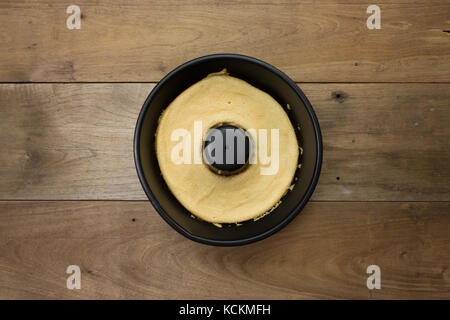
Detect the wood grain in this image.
<box><xmin>0</xmin><ymin>201</ymin><xmax>448</xmax><ymax>299</ymax></box>
<box><xmin>0</xmin><ymin>0</ymin><xmax>448</xmax><ymax>302</ymax></box>
<box><xmin>1</xmin><ymin>83</ymin><xmax>449</xmax><ymax>201</ymax></box>
<box><xmin>0</xmin><ymin>0</ymin><xmax>449</xmax><ymax>82</ymax></box>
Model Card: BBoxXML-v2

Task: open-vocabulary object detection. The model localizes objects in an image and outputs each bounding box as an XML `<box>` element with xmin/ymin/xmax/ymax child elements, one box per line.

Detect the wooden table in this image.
<box><xmin>0</xmin><ymin>1</ymin><xmax>449</xmax><ymax>299</ymax></box>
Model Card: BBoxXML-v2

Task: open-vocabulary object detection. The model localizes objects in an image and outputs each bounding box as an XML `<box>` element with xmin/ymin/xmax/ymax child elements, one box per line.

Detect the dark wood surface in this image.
<box><xmin>0</xmin><ymin>1</ymin><xmax>449</xmax><ymax>82</ymax></box>
<box><xmin>1</xmin><ymin>83</ymin><xmax>449</xmax><ymax>201</ymax></box>
<box><xmin>0</xmin><ymin>201</ymin><xmax>448</xmax><ymax>299</ymax></box>
<box><xmin>0</xmin><ymin>0</ymin><xmax>449</xmax><ymax>299</ymax></box>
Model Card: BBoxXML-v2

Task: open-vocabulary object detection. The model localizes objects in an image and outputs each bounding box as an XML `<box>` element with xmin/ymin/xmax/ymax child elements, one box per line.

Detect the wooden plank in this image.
<box><xmin>0</xmin><ymin>201</ymin><xmax>448</xmax><ymax>299</ymax></box>
<box><xmin>0</xmin><ymin>84</ymin><xmax>148</xmax><ymax>200</ymax></box>
<box><xmin>1</xmin><ymin>83</ymin><xmax>449</xmax><ymax>201</ymax></box>
<box><xmin>0</xmin><ymin>1</ymin><xmax>449</xmax><ymax>82</ymax></box>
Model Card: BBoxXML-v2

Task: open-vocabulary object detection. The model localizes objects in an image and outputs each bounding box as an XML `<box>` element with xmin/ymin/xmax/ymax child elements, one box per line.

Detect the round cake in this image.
<box><xmin>156</xmin><ymin>71</ymin><xmax>299</xmax><ymax>223</ymax></box>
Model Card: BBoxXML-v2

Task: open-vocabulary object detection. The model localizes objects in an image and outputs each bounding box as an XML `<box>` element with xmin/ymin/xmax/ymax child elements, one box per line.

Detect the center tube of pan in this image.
<box><xmin>203</xmin><ymin>124</ymin><xmax>252</xmax><ymax>176</ymax></box>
